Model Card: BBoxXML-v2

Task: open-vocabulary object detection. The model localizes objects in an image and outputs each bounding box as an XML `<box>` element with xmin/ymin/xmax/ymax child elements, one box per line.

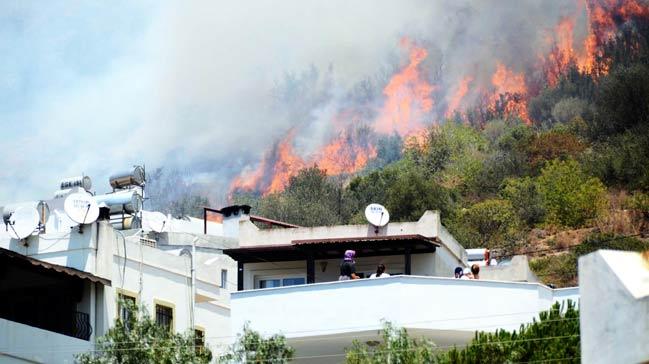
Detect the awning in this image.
<box><xmin>0</xmin><ymin>247</ymin><xmax>111</xmax><ymax>286</ymax></box>
<box><xmin>224</xmin><ymin>234</ymin><xmax>440</xmax><ymax>264</ymax></box>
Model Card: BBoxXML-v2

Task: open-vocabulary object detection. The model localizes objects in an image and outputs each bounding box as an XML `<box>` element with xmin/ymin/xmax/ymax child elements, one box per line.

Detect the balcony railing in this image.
<box><xmin>70</xmin><ymin>311</ymin><xmax>93</xmax><ymax>341</ymax></box>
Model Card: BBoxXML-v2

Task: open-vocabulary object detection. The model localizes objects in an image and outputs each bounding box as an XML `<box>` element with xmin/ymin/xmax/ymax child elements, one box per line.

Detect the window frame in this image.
<box><xmin>194</xmin><ymin>325</ymin><xmax>206</xmax><ymax>354</ymax></box>
<box><xmin>116</xmin><ymin>289</ymin><xmax>139</xmax><ymax>323</ymax></box>
<box><xmin>255</xmin><ymin>274</ymin><xmax>307</xmax><ymax>289</ymax></box>
<box><xmin>220</xmin><ymin>269</ymin><xmax>228</xmax><ymax>289</ymax></box>
<box><xmin>153</xmin><ymin>299</ymin><xmax>176</xmax><ymax>332</ymax></box>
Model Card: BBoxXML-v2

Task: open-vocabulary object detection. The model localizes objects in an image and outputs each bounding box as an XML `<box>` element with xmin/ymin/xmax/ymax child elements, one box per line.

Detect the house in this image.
<box><xmin>222</xmin><ymin>205</ymin><xmax>579</xmax><ymax>362</ymax></box>
<box><xmin>579</xmin><ymin>249</ymin><xmax>649</xmax><ymax>364</ymax></box>
<box><xmin>0</xmin><ymin>175</ymin><xmax>235</xmax><ymax>363</ymax></box>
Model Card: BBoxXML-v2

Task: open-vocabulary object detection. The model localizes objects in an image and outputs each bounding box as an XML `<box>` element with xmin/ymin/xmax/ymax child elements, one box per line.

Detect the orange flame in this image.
<box><xmin>490</xmin><ymin>63</ymin><xmax>531</xmax><ymax>124</ymax></box>
<box><xmin>374</xmin><ymin>38</ymin><xmax>435</xmax><ymax>136</ymax></box>
<box><xmin>445</xmin><ymin>76</ymin><xmax>473</xmax><ymax>118</ymax></box>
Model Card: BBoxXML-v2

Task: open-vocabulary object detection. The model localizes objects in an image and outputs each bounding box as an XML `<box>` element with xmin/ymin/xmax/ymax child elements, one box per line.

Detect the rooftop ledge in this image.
<box><xmin>231</xmin><ymin>274</ymin><xmax>579</xmax><ymax>298</ymax></box>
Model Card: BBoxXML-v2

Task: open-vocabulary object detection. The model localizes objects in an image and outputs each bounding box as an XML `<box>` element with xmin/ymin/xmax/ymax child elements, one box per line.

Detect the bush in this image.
<box><xmin>76</xmin><ymin>300</ymin><xmax>212</xmax><ymax>364</ymax></box>
<box><xmin>345</xmin><ymin>322</ymin><xmax>436</xmax><ymax>364</ymax></box>
<box><xmin>436</xmin><ymin>301</ymin><xmax>580</xmax><ymax>364</ymax></box>
<box><xmin>551</xmin><ymin>97</ymin><xmax>589</xmax><ymax>124</ymax></box>
<box><xmin>221</xmin><ymin>323</ymin><xmax>294</xmax><ymax>363</ymax></box>
<box><xmin>500</xmin><ymin>177</ymin><xmax>546</xmax><ymax>226</ymax></box>
<box><xmin>537</xmin><ymin>159</ymin><xmax>607</xmax><ymax>227</ymax></box>
<box><xmin>457</xmin><ymin>199</ymin><xmax>521</xmax><ymax>248</ymax></box>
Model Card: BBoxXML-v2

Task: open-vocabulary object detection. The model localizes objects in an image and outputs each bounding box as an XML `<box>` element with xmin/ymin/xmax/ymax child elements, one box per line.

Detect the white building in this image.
<box><xmin>579</xmin><ymin>249</ymin><xmax>649</xmax><ymax>364</ymax></box>
<box><xmin>223</xmin><ymin>206</ymin><xmax>579</xmax><ymax>362</ymax></box>
<box><xmin>0</xmin><ymin>175</ymin><xmax>236</xmax><ymax>363</ymax></box>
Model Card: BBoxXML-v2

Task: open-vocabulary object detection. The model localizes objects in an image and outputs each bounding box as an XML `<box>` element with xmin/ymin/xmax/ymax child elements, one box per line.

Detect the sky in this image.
<box><xmin>0</xmin><ymin>0</ymin><xmax>582</xmax><ymax>205</ymax></box>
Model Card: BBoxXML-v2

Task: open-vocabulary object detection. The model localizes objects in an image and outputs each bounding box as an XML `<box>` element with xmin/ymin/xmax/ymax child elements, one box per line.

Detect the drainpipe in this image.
<box><xmin>191</xmin><ymin>237</ymin><xmax>196</xmax><ymax>332</ymax></box>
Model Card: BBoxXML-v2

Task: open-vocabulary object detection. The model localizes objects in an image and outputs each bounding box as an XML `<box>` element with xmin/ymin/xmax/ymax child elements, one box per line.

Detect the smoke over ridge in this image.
<box><xmin>0</xmin><ymin>0</ymin><xmax>645</xmax><ymax>205</ymax></box>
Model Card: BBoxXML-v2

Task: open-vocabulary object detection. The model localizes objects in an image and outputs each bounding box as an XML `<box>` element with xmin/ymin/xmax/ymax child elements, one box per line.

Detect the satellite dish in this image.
<box><xmin>146</xmin><ymin>212</ymin><xmax>168</xmax><ymax>233</ymax></box>
<box><xmin>5</xmin><ymin>206</ymin><xmax>40</xmax><ymax>239</ymax></box>
<box><xmin>64</xmin><ymin>193</ymin><xmax>100</xmax><ymax>225</ymax></box>
<box><xmin>365</xmin><ymin>203</ymin><xmax>390</xmax><ymax>227</ymax></box>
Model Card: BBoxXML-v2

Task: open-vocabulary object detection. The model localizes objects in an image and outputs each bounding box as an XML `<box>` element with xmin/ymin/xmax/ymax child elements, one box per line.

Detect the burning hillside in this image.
<box><xmin>230</xmin><ymin>0</ymin><xmax>649</xmax><ymax>197</ymax></box>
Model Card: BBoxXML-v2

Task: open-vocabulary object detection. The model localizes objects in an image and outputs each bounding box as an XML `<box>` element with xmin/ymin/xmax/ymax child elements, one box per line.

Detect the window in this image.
<box><xmin>282</xmin><ymin>277</ymin><xmax>305</xmax><ymax>286</ymax></box>
<box><xmin>259</xmin><ymin>279</ymin><xmax>281</xmax><ymax>289</ymax></box>
<box><xmin>195</xmin><ymin>328</ymin><xmax>205</xmax><ymax>354</ymax></box>
<box><xmin>221</xmin><ymin>269</ymin><xmax>228</xmax><ymax>289</ymax></box>
<box><xmin>155</xmin><ymin>303</ymin><xmax>174</xmax><ymax>331</ymax></box>
<box><xmin>118</xmin><ymin>293</ymin><xmax>136</xmax><ymax>322</ymax></box>
<box><xmin>257</xmin><ymin>276</ymin><xmax>305</xmax><ymax>289</ymax></box>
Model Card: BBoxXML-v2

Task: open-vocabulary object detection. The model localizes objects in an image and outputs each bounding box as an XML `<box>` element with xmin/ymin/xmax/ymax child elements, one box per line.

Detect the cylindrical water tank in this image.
<box><xmin>60</xmin><ymin>176</ymin><xmax>92</xmax><ymax>191</ymax></box>
<box><xmin>94</xmin><ymin>190</ymin><xmax>143</xmax><ymax>214</ymax></box>
<box><xmin>54</xmin><ymin>189</ymin><xmax>72</xmax><ymax>199</ymax></box>
<box><xmin>109</xmin><ymin>166</ymin><xmax>145</xmax><ymax>189</ymax></box>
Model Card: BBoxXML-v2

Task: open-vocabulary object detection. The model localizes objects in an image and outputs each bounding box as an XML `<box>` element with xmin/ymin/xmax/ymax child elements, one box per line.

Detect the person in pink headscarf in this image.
<box><xmin>339</xmin><ymin>250</ymin><xmax>360</xmax><ymax>281</ymax></box>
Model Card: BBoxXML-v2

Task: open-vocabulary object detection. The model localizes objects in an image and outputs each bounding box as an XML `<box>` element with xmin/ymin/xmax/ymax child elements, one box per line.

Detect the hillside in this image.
<box><xmin>230</xmin><ymin>15</ymin><xmax>649</xmax><ymax>286</ymax></box>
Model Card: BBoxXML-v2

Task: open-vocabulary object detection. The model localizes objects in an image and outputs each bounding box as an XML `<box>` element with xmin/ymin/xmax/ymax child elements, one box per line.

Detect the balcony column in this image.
<box><xmin>404</xmin><ymin>247</ymin><xmax>412</xmax><ymax>275</ymax></box>
<box><xmin>306</xmin><ymin>254</ymin><xmax>315</xmax><ymax>284</ymax></box>
<box><xmin>237</xmin><ymin>261</ymin><xmax>244</xmax><ymax>291</ymax></box>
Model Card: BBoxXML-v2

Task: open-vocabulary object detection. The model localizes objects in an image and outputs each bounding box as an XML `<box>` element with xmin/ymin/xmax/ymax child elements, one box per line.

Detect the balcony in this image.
<box><xmin>231</xmin><ymin>275</ymin><xmax>578</xmax><ymax>362</ymax></box>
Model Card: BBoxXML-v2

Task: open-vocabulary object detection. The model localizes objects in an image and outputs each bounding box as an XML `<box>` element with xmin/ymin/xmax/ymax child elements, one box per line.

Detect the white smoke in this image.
<box><xmin>0</xmin><ymin>0</ymin><xmax>588</xmax><ymax>205</ymax></box>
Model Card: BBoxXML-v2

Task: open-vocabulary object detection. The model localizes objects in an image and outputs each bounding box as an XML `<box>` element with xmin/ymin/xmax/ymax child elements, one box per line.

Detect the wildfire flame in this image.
<box><xmin>229</xmin><ymin>0</ymin><xmax>648</xmax><ymax>197</ymax></box>
<box><xmin>374</xmin><ymin>38</ymin><xmax>435</xmax><ymax>136</ymax></box>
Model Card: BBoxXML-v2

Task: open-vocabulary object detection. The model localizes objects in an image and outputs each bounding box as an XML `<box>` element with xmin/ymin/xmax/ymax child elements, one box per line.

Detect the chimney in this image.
<box><xmin>220</xmin><ymin>205</ymin><xmax>251</xmax><ymax>238</ymax></box>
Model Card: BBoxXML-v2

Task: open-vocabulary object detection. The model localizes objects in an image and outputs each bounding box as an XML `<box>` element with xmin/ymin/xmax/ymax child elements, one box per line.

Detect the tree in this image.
<box><xmin>591</xmin><ymin>64</ymin><xmax>649</xmax><ymax>137</ymax></box>
<box><xmin>457</xmin><ymin>199</ymin><xmax>521</xmax><ymax>249</ymax></box>
<box><xmin>537</xmin><ymin>159</ymin><xmax>607</xmax><ymax>227</ymax></box>
<box><xmin>437</xmin><ymin>301</ymin><xmax>580</xmax><ymax>364</ymax></box>
<box><xmin>500</xmin><ymin>177</ymin><xmax>546</xmax><ymax>226</ymax></box>
<box><xmin>256</xmin><ymin>167</ymin><xmax>346</xmax><ymax>226</ymax></box>
<box><xmin>220</xmin><ymin>323</ymin><xmax>295</xmax><ymax>364</ymax></box>
<box><xmin>384</xmin><ymin>166</ymin><xmax>455</xmax><ymax>222</ymax></box>
<box><xmin>345</xmin><ymin>322</ymin><xmax>436</xmax><ymax>364</ymax></box>
<box><xmin>76</xmin><ymin>300</ymin><xmax>211</xmax><ymax>364</ymax></box>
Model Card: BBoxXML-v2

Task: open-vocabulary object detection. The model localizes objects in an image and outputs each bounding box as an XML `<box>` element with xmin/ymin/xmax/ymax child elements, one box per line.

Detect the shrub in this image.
<box><xmin>501</xmin><ymin>177</ymin><xmax>546</xmax><ymax>226</ymax></box>
<box><xmin>537</xmin><ymin>159</ymin><xmax>607</xmax><ymax>227</ymax></box>
<box><xmin>458</xmin><ymin>199</ymin><xmax>521</xmax><ymax>248</ymax></box>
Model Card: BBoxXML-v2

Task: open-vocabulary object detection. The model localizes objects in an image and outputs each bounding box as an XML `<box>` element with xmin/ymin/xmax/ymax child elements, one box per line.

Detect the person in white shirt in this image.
<box><xmin>369</xmin><ymin>263</ymin><xmax>390</xmax><ymax>278</ymax></box>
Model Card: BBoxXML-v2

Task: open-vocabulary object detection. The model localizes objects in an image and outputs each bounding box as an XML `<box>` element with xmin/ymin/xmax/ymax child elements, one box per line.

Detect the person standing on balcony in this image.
<box><xmin>471</xmin><ymin>264</ymin><xmax>480</xmax><ymax>279</ymax></box>
<box><xmin>370</xmin><ymin>263</ymin><xmax>390</xmax><ymax>278</ymax></box>
<box><xmin>454</xmin><ymin>266</ymin><xmax>464</xmax><ymax>278</ymax></box>
<box><xmin>339</xmin><ymin>250</ymin><xmax>360</xmax><ymax>281</ymax></box>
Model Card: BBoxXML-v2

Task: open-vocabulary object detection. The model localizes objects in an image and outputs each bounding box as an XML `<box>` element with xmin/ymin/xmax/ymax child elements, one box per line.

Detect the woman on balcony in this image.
<box><xmin>339</xmin><ymin>250</ymin><xmax>360</xmax><ymax>281</ymax></box>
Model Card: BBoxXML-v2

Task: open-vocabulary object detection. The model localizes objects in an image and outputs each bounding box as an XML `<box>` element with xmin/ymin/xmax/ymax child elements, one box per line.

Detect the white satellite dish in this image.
<box><xmin>5</xmin><ymin>206</ymin><xmax>40</xmax><ymax>239</ymax></box>
<box><xmin>365</xmin><ymin>203</ymin><xmax>390</xmax><ymax>227</ymax></box>
<box><xmin>146</xmin><ymin>211</ymin><xmax>168</xmax><ymax>233</ymax></box>
<box><xmin>64</xmin><ymin>193</ymin><xmax>100</xmax><ymax>225</ymax></box>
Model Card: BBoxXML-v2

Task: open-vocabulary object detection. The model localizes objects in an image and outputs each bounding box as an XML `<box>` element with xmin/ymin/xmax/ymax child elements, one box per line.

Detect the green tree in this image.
<box><xmin>537</xmin><ymin>159</ymin><xmax>607</xmax><ymax>227</ymax></box>
<box><xmin>457</xmin><ymin>199</ymin><xmax>521</xmax><ymax>249</ymax></box>
<box><xmin>591</xmin><ymin>64</ymin><xmax>649</xmax><ymax>138</ymax></box>
<box><xmin>345</xmin><ymin>322</ymin><xmax>436</xmax><ymax>364</ymax></box>
<box><xmin>76</xmin><ymin>300</ymin><xmax>211</xmax><ymax>364</ymax></box>
<box><xmin>500</xmin><ymin>177</ymin><xmax>546</xmax><ymax>226</ymax></box>
<box><xmin>220</xmin><ymin>323</ymin><xmax>295</xmax><ymax>364</ymax></box>
<box><xmin>256</xmin><ymin>167</ymin><xmax>346</xmax><ymax>226</ymax></box>
<box><xmin>437</xmin><ymin>301</ymin><xmax>580</xmax><ymax>364</ymax></box>
<box><xmin>384</xmin><ymin>166</ymin><xmax>455</xmax><ymax>222</ymax></box>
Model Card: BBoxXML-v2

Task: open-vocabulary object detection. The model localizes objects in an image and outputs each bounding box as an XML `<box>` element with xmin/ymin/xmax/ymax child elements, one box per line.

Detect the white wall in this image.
<box><xmin>231</xmin><ymin>275</ymin><xmax>579</xmax><ymax>340</ymax></box>
<box><xmin>0</xmin><ymin>318</ymin><xmax>92</xmax><ymax>364</ymax></box>
<box><xmin>579</xmin><ymin>250</ymin><xmax>649</xmax><ymax>364</ymax></box>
